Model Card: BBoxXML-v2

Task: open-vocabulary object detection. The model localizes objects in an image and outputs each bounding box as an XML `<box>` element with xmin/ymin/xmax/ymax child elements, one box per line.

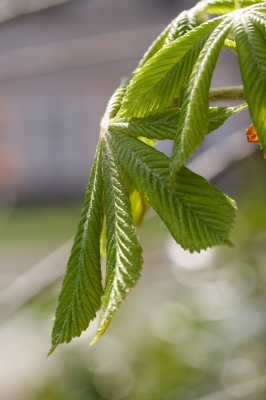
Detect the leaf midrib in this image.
<box><xmin>57</xmin><ymin>152</ymin><xmax>102</xmax><ymax>342</ymax></box>
<box><xmin>103</xmin><ymin>138</ymin><xmax>128</xmax><ymax>301</ymax></box>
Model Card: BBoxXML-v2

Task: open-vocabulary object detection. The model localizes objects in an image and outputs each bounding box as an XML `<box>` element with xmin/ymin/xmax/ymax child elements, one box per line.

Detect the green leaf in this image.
<box><xmin>105</xmin><ymin>77</ymin><xmax>130</xmax><ymax>120</ymax></box>
<box><xmin>109</xmin><ymin>109</ymin><xmax>181</xmax><ymax>140</ymax></box>
<box><xmin>137</xmin><ymin>24</ymin><xmax>172</xmax><ymax>69</ymax></box>
<box><xmin>129</xmin><ymin>188</ymin><xmax>149</xmax><ymax>227</ymax></box>
<box><xmin>234</xmin><ymin>13</ymin><xmax>266</xmax><ymax>154</ymax></box>
<box><xmin>170</xmin><ymin>18</ymin><xmax>233</xmax><ymax>184</ymax></box>
<box><xmin>108</xmin><ymin>131</ymin><xmax>236</xmax><ymax>252</ymax></box>
<box><xmin>138</xmin><ymin>9</ymin><xmax>200</xmax><ymax>69</ymax></box>
<box><xmin>91</xmin><ymin>134</ymin><xmax>142</xmax><ymax>343</ymax></box>
<box><xmin>247</xmin><ymin>3</ymin><xmax>266</xmax><ymax>13</ymax></box>
<box><xmin>224</xmin><ymin>38</ymin><xmax>237</xmax><ymax>51</ymax></box>
<box><xmin>49</xmin><ymin>141</ymin><xmax>104</xmax><ymax>355</ymax></box>
<box><xmin>164</xmin><ymin>10</ymin><xmax>200</xmax><ymax>45</ymax></box>
<box><xmin>117</xmin><ymin>16</ymin><xmax>224</xmax><ymax>119</ymax></box>
<box><xmin>195</xmin><ymin>0</ymin><xmax>235</xmax><ymax>15</ymax></box>
<box><xmin>109</xmin><ymin>105</ymin><xmax>246</xmax><ymax>141</ymax></box>
<box><xmin>121</xmin><ymin>172</ymin><xmax>149</xmax><ymax>227</ymax></box>
<box><xmin>195</xmin><ymin>0</ymin><xmax>264</xmax><ymax>15</ymax></box>
<box><xmin>207</xmin><ymin>104</ymin><xmax>247</xmax><ymax>132</ymax></box>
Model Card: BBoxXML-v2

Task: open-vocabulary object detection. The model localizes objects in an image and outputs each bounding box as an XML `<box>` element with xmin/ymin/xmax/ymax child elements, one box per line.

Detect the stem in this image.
<box><xmin>170</xmin><ymin>86</ymin><xmax>246</xmax><ymax>109</ymax></box>
<box><xmin>209</xmin><ymin>86</ymin><xmax>245</xmax><ymax>102</ymax></box>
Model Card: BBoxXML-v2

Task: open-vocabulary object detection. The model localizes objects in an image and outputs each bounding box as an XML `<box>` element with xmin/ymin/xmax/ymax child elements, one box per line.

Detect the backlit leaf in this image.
<box><xmin>105</xmin><ymin>77</ymin><xmax>130</xmax><ymax>119</ymax></box>
<box><xmin>108</xmin><ymin>132</ymin><xmax>236</xmax><ymax>252</ymax></box>
<box><xmin>118</xmin><ymin>17</ymin><xmax>224</xmax><ymax>119</ymax></box>
<box><xmin>164</xmin><ymin>9</ymin><xmax>200</xmax><ymax>45</ymax></box>
<box><xmin>109</xmin><ymin>105</ymin><xmax>246</xmax><ymax>141</ymax></box>
<box><xmin>207</xmin><ymin>104</ymin><xmax>247</xmax><ymax>132</ymax></box>
<box><xmin>170</xmin><ymin>18</ymin><xmax>233</xmax><ymax>184</ymax></box>
<box><xmin>137</xmin><ymin>24</ymin><xmax>172</xmax><ymax>69</ymax></box>
<box><xmin>195</xmin><ymin>0</ymin><xmax>264</xmax><ymax>15</ymax></box>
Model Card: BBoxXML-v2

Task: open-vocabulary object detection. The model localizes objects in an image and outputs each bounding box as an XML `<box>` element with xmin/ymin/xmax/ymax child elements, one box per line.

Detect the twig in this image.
<box><xmin>209</xmin><ymin>86</ymin><xmax>245</xmax><ymax>102</ymax></box>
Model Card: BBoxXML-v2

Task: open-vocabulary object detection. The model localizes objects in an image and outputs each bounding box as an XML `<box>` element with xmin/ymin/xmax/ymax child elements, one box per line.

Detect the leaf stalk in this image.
<box><xmin>209</xmin><ymin>86</ymin><xmax>245</xmax><ymax>102</ymax></box>
<box><xmin>171</xmin><ymin>86</ymin><xmax>245</xmax><ymax>108</ymax></box>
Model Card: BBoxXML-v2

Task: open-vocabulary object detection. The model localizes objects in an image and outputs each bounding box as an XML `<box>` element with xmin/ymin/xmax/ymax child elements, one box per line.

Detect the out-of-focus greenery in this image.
<box><xmin>2</xmin><ymin>151</ymin><xmax>266</xmax><ymax>400</ymax></box>
<box><xmin>1</xmin><ymin>204</ymin><xmax>81</xmax><ymax>243</ymax></box>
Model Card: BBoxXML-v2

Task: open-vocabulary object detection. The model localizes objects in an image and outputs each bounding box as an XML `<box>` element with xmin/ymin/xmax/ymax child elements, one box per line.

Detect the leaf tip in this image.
<box><xmin>223</xmin><ymin>239</ymin><xmax>235</xmax><ymax>248</ymax></box>
<box><xmin>89</xmin><ymin>335</ymin><xmax>100</xmax><ymax>346</ymax></box>
<box><xmin>47</xmin><ymin>345</ymin><xmax>56</xmax><ymax>357</ymax></box>
<box><xmin>90</xmin><ymin>319</ymin><xmax>111</xmax><ymax>346</ymax></box>
<box><xmin>228</xmin><ymin>197</ymin><xmax>237</xmax><ymax>212</ymax></box>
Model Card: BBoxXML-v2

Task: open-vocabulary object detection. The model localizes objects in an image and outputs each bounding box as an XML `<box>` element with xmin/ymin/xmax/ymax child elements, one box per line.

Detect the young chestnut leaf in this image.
<box><xmin>195</xmin><ymin>0</ymin><xmax>265</xmax><ymax>16</ymax></box>
<box><xmin>117</xmin><ymin>16</ymin><xmax>225</xmax><ymax>119</ymax></box>
<box><xmin>107</xmin><ymin>131</ymin><xmax>236</xmax><ymax>252</ymax></box>
<box><xmin>164</xmin><ymin>9</ymin><xmax>200</xmax><ymax>45</ymax></box>
<box><xmin>50</xmin><ymin>1</ymin><xmax>266</xmax><ymax>352</ymax></box>
<box><xmin>170</xmin><ymin>18</ymin><xmax>233</xmax><ymax>184</ymax></box>
<box><xmin>91</xmin><ymin>134</ymin><xmax>142</xmax><ymax>344</ymax></box>
<box><xmin>137</xmin><ymin>7</ymin><xmax>200</xmax><ymax>69</ymax></box>
<box><xmin>49</xmin><ymin>141</ymin><xmax>104</xmax><ymax>355</ymax></box>
<box><xmin>109</xmin><ymin>105</ymin><xmax>246</xmax><ymax>141</ymax></box>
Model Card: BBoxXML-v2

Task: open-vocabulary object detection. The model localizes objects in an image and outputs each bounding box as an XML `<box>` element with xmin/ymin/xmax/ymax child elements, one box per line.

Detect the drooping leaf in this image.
<box><xmin>137</xmin><ymin>24</ymin><xmax>172</xmax><ymax>69</ymax></box>
<box><xmin>49</xmin><ymin>141</ymin><xmax>104</xmax><ymax>355</ymax></box>
<box><xmin>117</xmin><ymin>16</ymin><xmax>225</xmax><ymax>119</ymax></box>
<box><xmin>91</xmin><ymin>135</ymin><xmax>142</xmax><ymax>344</ymax></box>
<box><xmin>137</xmin><ymin>8</ymin><xmax>200</xmax><ymax>69</ymax></box>
<box><xmin>109</xmin><ymin>105</ymin><xmax>246</xmax><ymax>141</ymax></box>
<box><xmin>170</xmin><ymin>18</ymin><xmax>233</xmax><ymax>184</ymax></box>
<box><xmin>207</xmin><ymin>104</ymin><xmax>247</xmax><ymax>132</ymax></box>
<box><xmin>109</xmin><ymin>109</ymin><xmax>181</xmax><ymax>140</ymax></box>
<box><xmin>234</xmin><ymin>12</ymin><xmax>266</xmax><ymax>154</ymax></box>
<box><xmin>50</xmin><ymin>1</ymin><xmax>266</xmax><ymax>353</ymax></box>
<box><xmin>105</xmin><ymin>77</ymin><xmax>130</xmax><ymax>120</ymax></box>
<box><xmin>108</xmin><ymin>131</ymin><xmax>236</xmax><ymax>252</ymax></box>
<box><xmin>164</xmin><ymin>10</ymin><xmax>200</xmax><ymax>45</ymax></box>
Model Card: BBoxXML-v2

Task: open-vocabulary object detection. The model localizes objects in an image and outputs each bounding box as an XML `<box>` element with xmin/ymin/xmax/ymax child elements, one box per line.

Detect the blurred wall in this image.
<box><xmin>0</xmin><ymin>0</ymin><xmax>249</xmax><ymax>203</ymax></box>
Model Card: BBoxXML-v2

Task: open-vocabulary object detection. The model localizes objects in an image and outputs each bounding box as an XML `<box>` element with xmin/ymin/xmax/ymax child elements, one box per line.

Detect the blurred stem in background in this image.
<box><xmin>0</xmin><ymin>0</ymin><xmax>72</xmax><ymax>24</ymax></box>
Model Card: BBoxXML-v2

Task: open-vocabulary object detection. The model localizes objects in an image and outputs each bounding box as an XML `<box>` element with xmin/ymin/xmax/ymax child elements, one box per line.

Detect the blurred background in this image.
<box><xmin>1</xmin><ymin>0</ymin><xmax>266</xmax><ymax>399</ymax></box>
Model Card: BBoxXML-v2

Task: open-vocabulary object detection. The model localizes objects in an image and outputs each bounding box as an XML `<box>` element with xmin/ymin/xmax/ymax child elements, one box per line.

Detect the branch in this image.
<box><xmin>171</xmin><ymin>86</ymin><xmax>246</xmax><ymax>108</ymax></box>
<box><xmin>209</xmin><ymin>86</ymin><xmax>245</xmax><ymax>102</ymax></box>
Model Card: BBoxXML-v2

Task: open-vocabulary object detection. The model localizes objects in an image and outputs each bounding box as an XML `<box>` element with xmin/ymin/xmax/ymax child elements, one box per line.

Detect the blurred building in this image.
<box><xmin>0</xmin><ymin>0</ymin><xmax>248</xmax><ymax>203</ymax></box>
